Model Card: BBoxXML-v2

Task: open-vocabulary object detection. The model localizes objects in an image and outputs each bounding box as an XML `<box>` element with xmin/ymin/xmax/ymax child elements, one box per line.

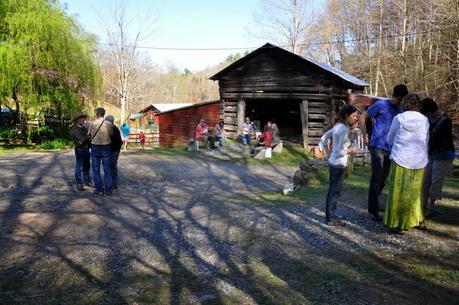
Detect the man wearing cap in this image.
<box><xmin>88</xmin><ymin>107</ymin><xmax>113</xmax><ymax>195</ymax></box>
<box><xmin>70</xmin><ymin>112</ymin><xmax>92</xmax><ymax>191</ymax></box>
<box><xmin>105</xmin><ymin>115</ymin><xmax>123</xmax><ymax>190</ymax></box>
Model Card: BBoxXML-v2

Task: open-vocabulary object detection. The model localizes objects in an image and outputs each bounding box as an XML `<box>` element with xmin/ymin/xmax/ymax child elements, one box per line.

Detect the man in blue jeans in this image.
<box><xmin>88</xmin><ymin>107</ymin><xmax>113</xmax><ymax>196</ymax></box>
<box><xmin>360</xmin><ymin>84</ymin><xmax>408</xmax><ymax>221</ymax></box>
<box><xmin>70</xmin><ymin>112</ymin><xmax>92</xmax><ymax>191</ymax></box>
<box><xmin>240</xmin><ymin>117</ymin><xmax>254</xmax><ymax>146</ymax></box>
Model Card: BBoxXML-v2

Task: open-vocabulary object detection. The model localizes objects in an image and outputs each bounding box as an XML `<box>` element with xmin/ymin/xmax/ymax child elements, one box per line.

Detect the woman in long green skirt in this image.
<box><xmin>384</xmin><ymin>162</ymin><xmax>425</xmax><ymax>230</ymax></box>
<box><xmin>385</xmin><ymin>94</ymin><xmax>429</xmax><ymax>233</ymax></box>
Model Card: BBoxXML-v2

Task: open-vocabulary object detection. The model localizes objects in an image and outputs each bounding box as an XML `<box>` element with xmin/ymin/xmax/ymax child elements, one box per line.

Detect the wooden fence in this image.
<box><xmin>127</xmin><ymin>124</ymin><xmax>159</xmax><ymax>148</ymax></box>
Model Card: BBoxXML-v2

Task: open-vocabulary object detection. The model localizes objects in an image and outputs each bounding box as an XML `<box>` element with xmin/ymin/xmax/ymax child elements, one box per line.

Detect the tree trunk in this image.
<box><xmin>374</xmin><ymin>0</ymin><xmax>384</xmax><ymax>96</ymax></box>
<box><xmin>12</xmin><ymin>87</ymin><xmax>20</xmax><ymax>125</ymax></box>
<box><xmin>400</xmin><ymin>0</ymin><xmax>408</xmax><ymax>82</ymax></box>
<box><xmin>120</xmin><ymin>95</ymin><xmax>126</xmax><ymax>124</ymax></box>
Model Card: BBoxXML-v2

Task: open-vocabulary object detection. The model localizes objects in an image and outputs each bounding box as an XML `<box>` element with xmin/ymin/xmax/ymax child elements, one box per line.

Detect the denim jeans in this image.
<box><xmin>368</xmin><ymin>146</ymin><xmax>391</xmax><ymax>215</ymax></box>
<box><xmin>74</xmin><ymin>147</ymin><xmax>91</xmax><ymax>186</ymax></box>
<box><xmin>215</xmin><ymin>136</ymin><xmax>226</xmax><ymax>146</ymax></box>
<box><xmin>325</xmin><ymin>163</ymin><xmax>346</xmax><ymax>222</ymax></box>
<box><xmin>91</xmin><ymin>145</ymin><xmax>112</xmax><ymax>193</ymax></box>
<box><xmin>110</xmin><ymin>150</ymin><xmax>120</xmax><ymax>187</ymax></box>
<box><xmin>423</xmin><ymin>158</ymin><xmax>453</xmax><ymax>202</ymax></box>
<box><xmin>241</xmin><ymin>134</ymin><xmax>251</xmax><ymax>145</ymax></box>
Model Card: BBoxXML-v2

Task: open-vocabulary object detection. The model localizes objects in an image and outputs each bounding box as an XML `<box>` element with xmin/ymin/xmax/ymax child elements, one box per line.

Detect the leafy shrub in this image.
<box><xmin>0</xmin><ymin>127</ymin><xmax>18</xmax><ymax>139</ymax></box>
<box><xmin>37</xmin><ymin>138</ymin><xmax>73</xmax><ymax>150</ymax></box>
<box><xmin>30</xmin><ymin>125</ymin><xmax>70</xmax><ymax>143</ymax></box>
<box><xmin>35</xmin><ymin>125</ymin><xmax>55</xmax><ymax>138</ymax></box>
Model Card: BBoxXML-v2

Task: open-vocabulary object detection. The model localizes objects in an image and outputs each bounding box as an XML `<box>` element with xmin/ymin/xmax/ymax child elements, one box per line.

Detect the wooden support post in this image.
<box><xmin>300</xmin><ymin>99</ymin><xmax>309</xmax><ymax>151</ymax></box>
<box><xmin>237</xmin><ymin>99</ymin><xmax>246</xmax><ymax>137</ymax></box>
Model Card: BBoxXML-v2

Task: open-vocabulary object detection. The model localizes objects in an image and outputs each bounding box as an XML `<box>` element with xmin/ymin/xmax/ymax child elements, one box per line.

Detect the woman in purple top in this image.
<box><xmin>359</xmin><ymin>84</ymin><xmax>407</xmax><ymax>221</ymax></box>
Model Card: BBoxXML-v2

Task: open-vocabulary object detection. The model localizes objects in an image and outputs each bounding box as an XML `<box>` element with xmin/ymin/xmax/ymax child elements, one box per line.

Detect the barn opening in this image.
<box><xmin>245</xmin><ymin>99</ymin><xmax>303</xmax><ymax>141</ymax></box>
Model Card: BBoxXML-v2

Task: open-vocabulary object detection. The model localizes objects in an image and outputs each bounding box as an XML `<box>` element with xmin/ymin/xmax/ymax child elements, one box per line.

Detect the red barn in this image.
<box><xmin>156</xmin><ymin>100</ymin><xmax>220</xmax><ymax>147</ymax></box>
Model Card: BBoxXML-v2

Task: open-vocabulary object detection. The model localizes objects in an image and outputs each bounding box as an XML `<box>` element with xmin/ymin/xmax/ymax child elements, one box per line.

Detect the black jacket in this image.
<box><xmin>70</xmin><ymin>124</ymin><xmax>90</xmax><ymax>149</ymax></box>
<box><xmin>429</xmin><ymin>113</ymin><xmax>455</xmax><ymax>155</ymax></box>
<box><xmin>110</xmin><ymin>126</ymin><xmax>123</xmax><ymax>152</ymax></box>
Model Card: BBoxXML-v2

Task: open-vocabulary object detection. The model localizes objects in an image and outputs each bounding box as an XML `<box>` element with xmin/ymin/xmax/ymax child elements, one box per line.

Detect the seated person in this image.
<box><xmin>214</xmin><ymin>119</ymin><xmax>227</xmax><ymax>146</ymax></box>
<box><xmin>268</xmin><ymin>120</ymin><xmax>281</xmax><ymax>144</ymax></box>
<box><xmin>195</xmin><ymin>119</ymin><xmax>208</xmax><ymax>140</ymax></box>
<box><xmin>195</xmin><ymin>119</ymin><xmax>215</xmax><ymax>149</ymax></box>
<box><xmin>252</xmin><ymin>126</ymin><xmax>272</xmax><ymax>155</ymax></box>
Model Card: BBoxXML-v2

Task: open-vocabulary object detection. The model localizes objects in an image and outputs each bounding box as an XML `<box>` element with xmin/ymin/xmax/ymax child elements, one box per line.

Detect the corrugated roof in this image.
<box><xmin>155</xmin><ymin>100</ymin><xmax>220</xmax><ymax>116</ymax></box>
<box><xmin>306</xmin><ymin>58</ymin><xmax>369</xmax><ymax>87</ymax></box>
<box><xmin>149</xmin><ymin>103</ymin><xmax>193</xmax><ymax>112</ymax></box>
<box><xmin>128</xmin><ymin>113</ymin><xmax>143</xmax><ymax>120</ymax></box>
<box><xmin>211</xmin><ymin>43</ymin><xmax>369</xmax><ymax>88</ymax></box>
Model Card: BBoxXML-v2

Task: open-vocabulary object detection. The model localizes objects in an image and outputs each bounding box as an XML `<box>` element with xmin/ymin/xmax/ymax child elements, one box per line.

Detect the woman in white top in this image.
<box><xmin>319</xmin><ymin>104</ymin><xmax>359</xmax><ymax>225</ymax></box>
<box><xmin>385</xmin><ymin>93</ymin><xmax>429</xmax><ymax>233</ymax></box>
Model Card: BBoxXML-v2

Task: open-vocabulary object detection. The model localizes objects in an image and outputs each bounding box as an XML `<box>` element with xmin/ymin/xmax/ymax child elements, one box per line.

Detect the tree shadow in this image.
<box><xmin>0</xmin><ymin>151</ymin><xmax>458</xmax><ymax>305</ymax></box>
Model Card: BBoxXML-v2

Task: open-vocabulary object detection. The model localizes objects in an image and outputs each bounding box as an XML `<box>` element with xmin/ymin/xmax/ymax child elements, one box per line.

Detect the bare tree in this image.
<box><xmin>98</xmin><ymin>1</ymin><xmax>156</xmax><ymax>123</ymax></box>
<box><xmin>249</xmin><ymin>0</ymin><xmax>314</xmax><ymax>54</ymax></box>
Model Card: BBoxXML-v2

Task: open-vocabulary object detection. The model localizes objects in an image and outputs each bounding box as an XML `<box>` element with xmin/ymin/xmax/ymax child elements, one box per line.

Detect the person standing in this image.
<box><xmin>88</xmin><ymin>107</ymin><xmax>113</xmax><ymax>196</ymax></box>
<box><xmin>240</xmin><ymin>117</ymin><xmax>254</xmax><ymax>146</ymax></box>
<box><xmin>319</xmin><ymin>104</ymin><xmax>360</xmax><ymax>225</ymax></box>
<box><xmin>120</xmin><ymin>121</ymin><xmax>131</xmax><ymax>150</ymax></box>
<box><xmin>421</xmin><ymin>98</ymin><xmax>456</xmax><ymax>215</ymax></box>
<box><xmin>384</xmin><ymin>94</ymin><xmax>429</xmax><ymax>233</ymax></box>
<box><xmin>70</xmin><ymin>112</ymin><xmax>92</xmax><ymax>191</ymax></box>
<box><xmin>105</xmin><ymin>115</ymin><xmax>123</xmax><ymax>190</ymax></box>
<box><xmin>360</xmin><ymin>84</ymin><xmax>407</xmax><ymax>221</ymax></box>
<box><xmin>138</xmin><ymin>131</ymin><xmax>146</xmax><ymax>150</ymax></box>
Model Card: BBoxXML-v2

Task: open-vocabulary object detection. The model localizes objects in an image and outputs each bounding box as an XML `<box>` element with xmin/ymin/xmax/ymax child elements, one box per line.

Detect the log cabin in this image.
<box><xmin>210</xmin><ymin>43</ymin><xmax>369</xmax><ymax>150</ymax></box>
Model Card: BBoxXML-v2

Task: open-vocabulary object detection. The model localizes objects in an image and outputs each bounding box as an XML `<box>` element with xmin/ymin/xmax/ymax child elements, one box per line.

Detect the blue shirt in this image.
<box><xmin>366</xmin><ymin>99</ymin><xmax>401</xmax><ymax>151</ymax></box>
<box><xmin>121</xmin><ymin>124</ymin><xmax>131</xmax><ymax>137</ymax></box>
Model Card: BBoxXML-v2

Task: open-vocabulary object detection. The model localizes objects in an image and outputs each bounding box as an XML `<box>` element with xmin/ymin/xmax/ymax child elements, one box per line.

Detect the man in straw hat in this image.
<box><xmin>70</xmin><ymin>112</ymin><xmax>92</xmax><ymax>191</ymax></box>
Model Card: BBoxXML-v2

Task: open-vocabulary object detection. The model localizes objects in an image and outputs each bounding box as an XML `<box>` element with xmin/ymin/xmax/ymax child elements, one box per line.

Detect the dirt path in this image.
<box><xmin>0</xmin><ymin>151</ymin><xmax>458</xmax><ymax>305</ymax></box>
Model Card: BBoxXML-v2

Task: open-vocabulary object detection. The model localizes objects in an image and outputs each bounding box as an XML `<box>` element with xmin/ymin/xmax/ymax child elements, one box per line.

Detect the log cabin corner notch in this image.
<box><xmin>210</xmin><ymin>43</ymin><xmax>369</xmax><ymax>150</ymax></box>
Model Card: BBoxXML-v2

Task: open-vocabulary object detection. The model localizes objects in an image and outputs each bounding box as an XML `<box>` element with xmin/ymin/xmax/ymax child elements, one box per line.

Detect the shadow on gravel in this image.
<box><xmin>0</xmin><ymin>152</ymin><xmax>458</xmax><ymax>305</ymax></box>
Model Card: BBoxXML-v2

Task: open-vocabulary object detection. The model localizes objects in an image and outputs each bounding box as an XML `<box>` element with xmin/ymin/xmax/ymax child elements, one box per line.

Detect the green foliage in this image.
<box><xmin>225</xmin><ymin>52</ymin><xmax>242</xmax><ymax>63</ymax></box>
<box><xmin>30</xmin><ymin>125</ymin><xmax>70</xmax><ymax>143</ymax></box>
<box><xmin>0</xmin><ymin>127</ymin><xmax>18</xmax><ymax>139</ymax></box>
<box><xmin>36</xmin><ymin>138</ymin><xmax>73</xmax><ymax>150</ymax></box>
<box><xmin>0</xmin><ymin>0</ymin><xmax>100</xmax><ymax>120</ymax></box>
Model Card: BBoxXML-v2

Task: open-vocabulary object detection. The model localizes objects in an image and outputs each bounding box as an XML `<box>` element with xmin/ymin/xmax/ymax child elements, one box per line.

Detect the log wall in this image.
<box><xmin>212</xmin><ymin>46</ymin><xmax>366</xmax><ymax>149</ymax></box>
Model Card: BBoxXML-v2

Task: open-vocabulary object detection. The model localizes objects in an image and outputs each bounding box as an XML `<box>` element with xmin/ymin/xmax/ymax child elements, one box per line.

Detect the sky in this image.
<box><xmin>63</xmin><ymin>0</ymin><xmax>266</xmax><ymax>72</ymax></box>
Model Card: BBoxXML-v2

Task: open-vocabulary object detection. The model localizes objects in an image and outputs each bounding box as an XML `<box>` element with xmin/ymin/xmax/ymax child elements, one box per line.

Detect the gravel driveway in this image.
<box><xmin>0</xmin><ymin>151</ymin><xmax>458</xmax><ymax>305</ymax></box>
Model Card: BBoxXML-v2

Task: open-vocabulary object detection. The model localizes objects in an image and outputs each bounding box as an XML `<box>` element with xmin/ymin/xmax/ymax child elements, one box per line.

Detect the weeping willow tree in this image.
<box><xmin>0</xmin><ymin>0</ymin><xmax>100</xmax><ymax>124</ymax></box>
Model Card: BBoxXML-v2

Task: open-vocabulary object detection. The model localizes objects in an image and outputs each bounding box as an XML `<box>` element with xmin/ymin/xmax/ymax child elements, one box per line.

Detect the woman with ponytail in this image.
<box><xmin>318</xmin><ymin>104</ymin><xmax>360</xmax><ymax>225</ymax></box>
